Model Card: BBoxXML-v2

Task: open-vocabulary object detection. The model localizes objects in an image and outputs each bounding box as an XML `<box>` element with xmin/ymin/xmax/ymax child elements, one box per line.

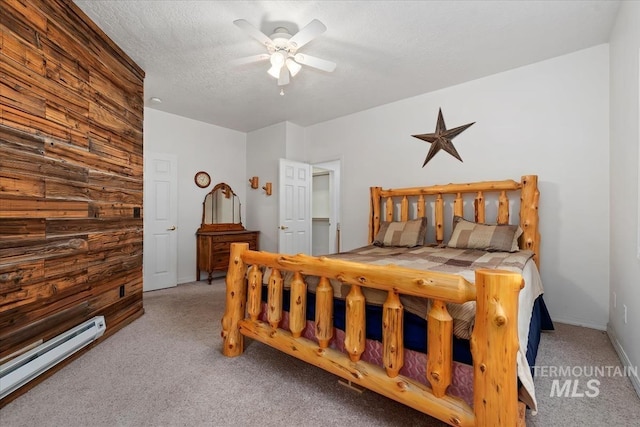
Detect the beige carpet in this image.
<box><xmin>1</xmin><ymin>280</ymin><xmax>638</xmax><ymax>426</ymax></box>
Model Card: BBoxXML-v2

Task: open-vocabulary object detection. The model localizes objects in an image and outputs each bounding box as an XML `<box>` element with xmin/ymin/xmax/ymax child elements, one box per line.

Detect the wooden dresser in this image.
<box><xmin>196</xmin><ymin>230</ymin><xmax>259</xmax><ymax>284</ymax></box>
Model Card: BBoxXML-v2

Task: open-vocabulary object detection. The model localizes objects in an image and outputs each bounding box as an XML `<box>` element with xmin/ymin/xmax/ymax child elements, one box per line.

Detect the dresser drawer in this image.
<box><xmin>211</xmin><ymin>252</ymin><xmax>229</xmax><ymax>269</ymax></box>
<box><xmin>209</xmin><ymin>233</ymin><xmax>255</xmax><ymax>244</ymax></box>
<box><xmin>212</xmin><ymin>241</ymin><xmax>231</xmax><ymax>252</ymax></box>
<box><xmin>246</xmin><ymin>236</ymin><xmax>258</xmax><ymax>248</ymax></box>
<box><xmin>196</xmin><ymin>230</ymin><xmax>260</xmax><ymax>283</ymax></box>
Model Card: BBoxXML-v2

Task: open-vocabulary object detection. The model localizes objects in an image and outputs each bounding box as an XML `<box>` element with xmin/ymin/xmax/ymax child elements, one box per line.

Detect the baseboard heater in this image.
<box><xmin>0</xmin><ymin>316</ymin><xmax>106</xmax><ymax>400</ymax></box>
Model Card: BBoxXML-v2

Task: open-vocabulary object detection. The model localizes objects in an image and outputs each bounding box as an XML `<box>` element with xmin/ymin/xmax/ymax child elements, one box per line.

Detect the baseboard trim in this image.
<box><xmin>606</xmin><ymin>324</ymin><xmax>640</xmax><ymax>399</ymax></box>
<box><xmin>551</xmin><ymin>317</ymin><xmax>607</xmax><ymax>331</ymax></box>
<box><xmin>178</xmin><ymin>275</ymin><xmax>197</xmax><ymax>284</ymax></box>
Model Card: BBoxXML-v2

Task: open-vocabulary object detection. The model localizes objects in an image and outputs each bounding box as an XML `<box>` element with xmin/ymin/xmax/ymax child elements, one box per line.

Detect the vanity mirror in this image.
<box><xmin>199</xmin><ymin>182</ymin><xmax>243</xmax><ymax>231</ymax></box>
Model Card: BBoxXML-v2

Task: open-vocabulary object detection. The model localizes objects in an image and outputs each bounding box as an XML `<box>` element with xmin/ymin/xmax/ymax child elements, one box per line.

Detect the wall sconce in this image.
<box><xmin>262</xmin><ymin>182</ymin><xmax>272</xmax><ymax>196</ymax></box>
<box><xmin>249</xmin><ymin>176</ymin><xmax>259</xmax><ymax>189</ymax></box>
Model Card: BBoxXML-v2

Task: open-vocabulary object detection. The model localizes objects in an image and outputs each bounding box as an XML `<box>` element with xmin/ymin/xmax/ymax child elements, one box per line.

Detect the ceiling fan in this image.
<box><xmin>233</xmin><ymin>19</ymin><xmax>336</xmax><ymax>87</ymax></box>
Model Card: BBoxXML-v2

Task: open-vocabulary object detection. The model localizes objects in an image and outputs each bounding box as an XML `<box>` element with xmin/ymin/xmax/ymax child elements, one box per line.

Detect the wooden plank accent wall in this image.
<box><xmin>0</xmin><ymin>0</ymin><xmax>145</xmax><ymax>405</ymax></box>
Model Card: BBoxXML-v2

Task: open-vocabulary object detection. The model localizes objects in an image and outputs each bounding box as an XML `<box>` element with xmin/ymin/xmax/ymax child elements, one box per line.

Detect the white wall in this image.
<box><xmin>144</xmin><ymin>108</ymin><xmax>246</xmax><ymax>283</ymax></box>
<box><xmin>304</xmin><ymin>45</ymin><xmax>611</xmax><ymax>330</ymax></box>
<box><xmin>246</xmin><ymin>122</ymin><xmax>287</xmax><ymax>252</ymax></box>
<box><xmin>285</xmin><ymin>122</ymin><xmax>306</xmax><ymax>162</ymax></box>
<box><xmin>609</xmin><ymin>0</ymin><xmax>640</xmax><ymax>394</ymax></box>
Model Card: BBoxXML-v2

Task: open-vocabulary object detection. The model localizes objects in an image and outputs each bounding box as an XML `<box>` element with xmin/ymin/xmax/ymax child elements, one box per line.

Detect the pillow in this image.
<box><xmin>373</xmin><ymin>217</ymin><xmax>427</xmax><ymax>247</ymax></box>
<box><xmin>447</xmin><ymin>216</ymin><xmax>522</xmax><ymax>252</ymax></box>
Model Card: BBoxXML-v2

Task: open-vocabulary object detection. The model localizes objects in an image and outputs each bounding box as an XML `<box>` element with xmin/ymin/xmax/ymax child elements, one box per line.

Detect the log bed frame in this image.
<box><xmin>221</xmin><ymin>175</ymin><xmax>540</xmax><ymax>427</ymax></box>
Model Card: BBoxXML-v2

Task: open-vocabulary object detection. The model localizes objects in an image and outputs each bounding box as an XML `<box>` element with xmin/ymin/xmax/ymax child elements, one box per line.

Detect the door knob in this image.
<box><xmin>279</xmin><ymin>225</ymin><xmax>289</xmax><ymax>230</ymax></box>
<box><xmin>167</xmin><ymin>226</ymin><xmax>176</xmax><ymax>231</ymax></box>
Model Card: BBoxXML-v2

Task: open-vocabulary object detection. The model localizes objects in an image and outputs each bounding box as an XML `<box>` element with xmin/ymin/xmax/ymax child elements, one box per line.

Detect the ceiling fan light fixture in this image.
<box><xmin>267</xmin><ymin>63</ymin><xmax>282</xmax><ymax>79</ymax></box>
<box><xmin>286</xmin><ymin>58</ymin><xmax>302</xmax><ymax>77</ymax></box>
<box><xmin>270</xmin><ymin>51</ymin><xmax>285</xmax><ymax>67</ymax></box>
<box><xmin>268</xmin><ymin>51</ymin><xmax>288</xmax><ymax>78</ymax></box>
<box><xmin>278</xmin><ymin>67</ymin><xmax>290</xmax><ymax>86</ymax></box>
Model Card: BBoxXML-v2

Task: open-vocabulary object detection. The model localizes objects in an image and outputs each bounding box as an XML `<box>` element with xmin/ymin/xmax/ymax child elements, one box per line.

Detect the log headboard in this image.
<box><xmin>368</xmin><ymin>175</ymin><xmax>540</xmax><ymax>268</ymax></box>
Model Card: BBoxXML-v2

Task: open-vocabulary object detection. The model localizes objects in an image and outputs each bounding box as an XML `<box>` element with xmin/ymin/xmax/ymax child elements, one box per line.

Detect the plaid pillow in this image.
<box><xmin>373</xmin><ymin>217</ymin><xmax>427</xmax><ymax>247</ymax></box>
<box><xmin>447</xmin><ymin>216</ymin><xmax>521</xmax><ymax>252</ymax></box>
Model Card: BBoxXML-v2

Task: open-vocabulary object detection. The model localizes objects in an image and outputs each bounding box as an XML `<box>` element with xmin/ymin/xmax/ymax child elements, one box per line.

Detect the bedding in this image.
<box><xmin>259</xmin><ymin>295</ymin><xmax>551</xmax><ymax>409</ymax></box>
<box><xmin>265</xmin><ymin>245</ymin><xmax>535</xmax><ymax>338</ymax></box>
<box><xmin>447</xmin><ymin>216</ymin><xmax>522</xmax><ymax>252</ymax></box>
<box><xmin>261</xmin><ymin>243</ymin><xmax>551</xmax><ymax>411</ymax></box>
<box><xmin>373</xmin><ymin>217</ymin><xmax>428</xmax><ymax>247</ymax></box>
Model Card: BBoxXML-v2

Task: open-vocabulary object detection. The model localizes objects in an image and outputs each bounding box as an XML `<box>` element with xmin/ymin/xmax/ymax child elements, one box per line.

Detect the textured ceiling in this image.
<box><xmin>73</xmin><ymin>1</ymin><xmax>620</xmax><ymax>133</ymax></box>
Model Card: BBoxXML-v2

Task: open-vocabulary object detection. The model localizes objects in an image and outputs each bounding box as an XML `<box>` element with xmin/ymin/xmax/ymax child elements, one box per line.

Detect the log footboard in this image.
<box><xmin>221</xmin><ymin>243</ymin><xmax>524</xmax><ymax>427</ymax></box>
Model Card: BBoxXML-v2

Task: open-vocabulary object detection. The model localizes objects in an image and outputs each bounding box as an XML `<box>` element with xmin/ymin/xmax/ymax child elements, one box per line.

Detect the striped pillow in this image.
<box><xmin>374</xmin><ymin>217</ymin><xmax>427</xmax><ymax>247</ymax></box>
<box><xmin>447</xmin><ymin>216</ymin><xmax>521</xmax><ymax>252</ymax></box>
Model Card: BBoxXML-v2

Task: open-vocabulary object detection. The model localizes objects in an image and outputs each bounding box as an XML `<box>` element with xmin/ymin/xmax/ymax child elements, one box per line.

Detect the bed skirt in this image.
<box><xmin>259</xmin><ymin>287</ymin><xmax>553</xmax><ymax>407</ymax></box>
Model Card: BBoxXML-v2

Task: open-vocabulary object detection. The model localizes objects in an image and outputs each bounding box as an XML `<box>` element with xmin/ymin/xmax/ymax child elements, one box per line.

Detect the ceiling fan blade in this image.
<box><xmin>288</xmin><ymin>19</ymin><xmax>326</xmax><ymax>49</ymax></box>
<box><xmin>230</xmin><ymin>54</ymin><xmax>270</xmax><ymax>66</ymax></box>
<box><xmin>278</xmin><ymin>67</ymin><xmax>290</xmax><ymax>86</ymax></box>
<box><xmin>293</xmin><ymin>53</ymin><xmax>336</xmax><ymax>72</ymax></box>
<box><xmin>233</xmin><ymin>19</ymin><xmax>272</xmax><ymax>47</ymax></box>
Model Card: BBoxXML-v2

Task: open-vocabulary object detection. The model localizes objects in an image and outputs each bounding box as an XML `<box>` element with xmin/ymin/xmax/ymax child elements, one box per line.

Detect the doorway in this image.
<box><xmin>312</xmin><ymin>160</ymin><xmax>341</xmax><ymax>255</ymax></box>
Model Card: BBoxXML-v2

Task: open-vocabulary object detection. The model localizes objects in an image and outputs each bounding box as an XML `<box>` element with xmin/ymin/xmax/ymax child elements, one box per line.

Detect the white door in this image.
<box><xmin>278</xmin><ymin>159</ymin><xmax>311</xmax><ymax>254</ymax></box>
<box><xmin>143</xmin><ymin>152</ymin><xmax>178</xmax><ymax>291</ymax></box>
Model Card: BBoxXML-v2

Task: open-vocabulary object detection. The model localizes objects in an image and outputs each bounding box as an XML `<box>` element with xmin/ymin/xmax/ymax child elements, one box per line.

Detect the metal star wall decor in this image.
<box><xmin>412</xmin><ymin>108</ymin><xmax>475</xmax><ymax>167</ymax></box>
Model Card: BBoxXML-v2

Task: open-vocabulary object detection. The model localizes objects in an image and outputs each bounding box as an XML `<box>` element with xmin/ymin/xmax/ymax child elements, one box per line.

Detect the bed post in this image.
<box><xmin>221</xmin><ymin>242</ymin><xmax>249</xmax><ymax>357</ymax></box>
<box><xmin>369</xmin><ymin>187</ymin><xmax>382</xmax><ymax>244</ymax></box>
<box><xmin>471</xmin><ymin>269</ymin><xmax>523</xmax><ymax>427</ymax></box>
<box><xmin>519</xmin><ymin>175</ymin><xmax>540</xmax><ymax>268</ymax></box>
